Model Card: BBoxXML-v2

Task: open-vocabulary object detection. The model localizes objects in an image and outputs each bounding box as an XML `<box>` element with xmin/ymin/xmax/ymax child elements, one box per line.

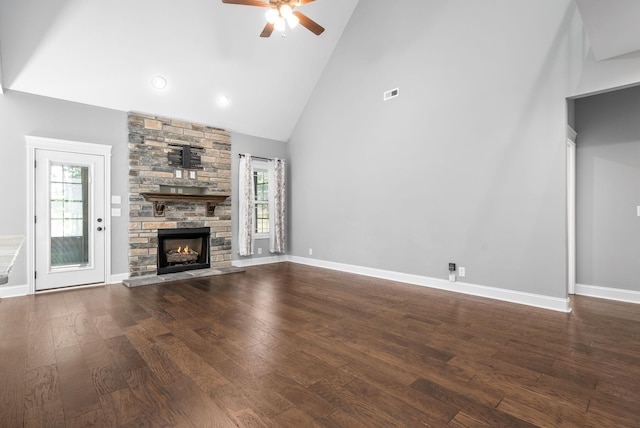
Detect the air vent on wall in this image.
<box><xmin>383</xmin><ymin>87</ymin><xmax>399</xmax><ymax>101</ymax></box>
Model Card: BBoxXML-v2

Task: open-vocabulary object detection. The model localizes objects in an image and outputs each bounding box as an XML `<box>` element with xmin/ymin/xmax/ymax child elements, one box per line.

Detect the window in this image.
<box><xmin>253</xmin><ymin>166</ymin><xmax>269</xmax><ymax>236</ymax></box>
<box><xmin>49</xmin><ymin>163</ymin><xmax>90</xmax><ymax>267</ymax></box>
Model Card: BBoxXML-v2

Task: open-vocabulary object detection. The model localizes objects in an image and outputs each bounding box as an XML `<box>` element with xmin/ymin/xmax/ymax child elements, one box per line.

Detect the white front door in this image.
<box><xmin>34</xmin><ymin>149</ymin><xmax>106</xmax><ymax>290</ymax></box>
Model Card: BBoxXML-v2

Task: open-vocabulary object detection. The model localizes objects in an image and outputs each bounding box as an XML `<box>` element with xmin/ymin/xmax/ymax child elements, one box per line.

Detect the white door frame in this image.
<box><xmin>26</xmin><ymin>136</ymin><xmax>112</xmax><ymax>294</ymax></box>
<box><xmin>566</xmin><ymin>127</ymin><xmax>577</xmax><ymax>295</ymax></box>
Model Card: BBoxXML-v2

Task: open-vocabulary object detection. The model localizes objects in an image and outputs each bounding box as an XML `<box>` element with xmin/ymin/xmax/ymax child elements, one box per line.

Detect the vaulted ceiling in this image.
<box><xmin>1</xmin><ymin>0</ymin><xmax>639</xmax><ymax>141</ymax></box>
<box><xmin>574</xmin><ymin>0</ymin><xmax>640</xmax><ymax>61</ymax></box>
<box><xmin>0</xmin><ymin>0</ymin><xmax>358</xmax><ymax>141</ymax></box>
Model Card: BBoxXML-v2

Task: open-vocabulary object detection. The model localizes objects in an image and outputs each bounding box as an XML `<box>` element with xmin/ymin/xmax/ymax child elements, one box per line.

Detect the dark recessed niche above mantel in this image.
<box><xmin>141</xmin><ymin>192</ymin><xmax>230</xmax><ymax>217</ymax></box>
<box><xmin>168</xmin><ymin>144</ymin><xmax>203</xmax><ymax>169</ymax></box>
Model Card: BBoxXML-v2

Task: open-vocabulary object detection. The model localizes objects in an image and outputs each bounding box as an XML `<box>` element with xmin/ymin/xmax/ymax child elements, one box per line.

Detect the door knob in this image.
<box><xmin>97</xmin><ymin>218</ymin><xmax>103</xmax><ymax>223</ymax></box>
<box><xmin>97</xmin><ymin>227</ymin><xmax>103</xmax><ymax>231</ymax></box>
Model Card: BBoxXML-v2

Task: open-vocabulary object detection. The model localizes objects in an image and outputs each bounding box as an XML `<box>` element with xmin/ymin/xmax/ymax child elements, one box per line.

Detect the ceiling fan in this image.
<box><xmin>222</xmin><ymin>0</ymin><xmax>325</xmax><ymax>38</ymax></box>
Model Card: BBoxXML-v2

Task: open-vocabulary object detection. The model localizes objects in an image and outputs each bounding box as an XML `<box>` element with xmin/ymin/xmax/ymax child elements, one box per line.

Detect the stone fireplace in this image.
<box><xmin>128</xmin><ymin>112</ymin><xmax>231</xmax><ymax>278</ymax></box>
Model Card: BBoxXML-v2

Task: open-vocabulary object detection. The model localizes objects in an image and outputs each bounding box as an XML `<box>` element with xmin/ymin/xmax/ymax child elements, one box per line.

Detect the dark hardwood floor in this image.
<box><xmin>1</xmin><ymin>262</ymin><xmax>639</xmax><ymax>427</ymax></box>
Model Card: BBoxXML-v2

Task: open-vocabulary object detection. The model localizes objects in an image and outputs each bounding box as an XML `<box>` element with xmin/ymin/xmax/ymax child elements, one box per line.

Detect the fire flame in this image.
<box><xmin>176</xmin><ymin>245</ymin><xmax>190</xmax><ymax>254</ymax></box>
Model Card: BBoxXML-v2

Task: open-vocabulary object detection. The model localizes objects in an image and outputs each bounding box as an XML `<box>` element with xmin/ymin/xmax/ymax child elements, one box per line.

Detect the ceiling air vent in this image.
<box><xmin>383</xmin><ymin>87</ymin><xmax>399</xmax><ymax>101</ymax></box>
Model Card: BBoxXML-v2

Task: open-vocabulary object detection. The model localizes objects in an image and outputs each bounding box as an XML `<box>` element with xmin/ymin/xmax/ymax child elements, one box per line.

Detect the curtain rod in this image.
<box><xmin>238</xmin><ymin>154</ymin><xmax>284</xmax><ymax>162</ymax></box>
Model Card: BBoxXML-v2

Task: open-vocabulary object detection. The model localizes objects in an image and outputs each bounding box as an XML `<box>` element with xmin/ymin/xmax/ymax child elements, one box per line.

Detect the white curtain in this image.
<box><xmin>238</xmin><ymin>154</ymin><xmax>254</xmax><ymax>256</ymax></box>
<box><xmin>268</xmin><ymin>158</ymin><xmax>286</xmax><ymax>254</ymax></box>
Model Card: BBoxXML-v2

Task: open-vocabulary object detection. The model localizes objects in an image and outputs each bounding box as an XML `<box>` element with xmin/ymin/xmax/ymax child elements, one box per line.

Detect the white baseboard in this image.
<box><xmin>0</xmin><ymin>284</ymin><xmax>29</xmax><ymax>298</ymax></box>
<box><xmin>232</xmin><ymin>255</ymin><xmax>288</xmax><ymax>268</ymax></box>
<box><xmin>109</xmin><ymin>273</ymin><xmax>129</xmax><ymax>284</ymax></box>
<box><xmin>4</xmin><ymin>257</ymin><xmax>575</xmax><ymax>312</ymax></box>
<box><xmin>288</xmin><ymin>256</ymin><xmax>571</xmax><ymax>313</ymax></box>
<box><xmin>575</xmin><ymin>283</ymin><xmax>640</xmax><ymax>304</ymax></box>
<box><xmin>0</xmin><ymin>273</ymin><xmax>130</xmax><ymax>298</ymax></box>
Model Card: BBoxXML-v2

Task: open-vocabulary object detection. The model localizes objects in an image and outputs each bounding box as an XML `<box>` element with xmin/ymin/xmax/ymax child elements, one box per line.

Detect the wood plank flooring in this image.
<box><xmin>1</xmin><ymin>262</ymin><xmax>639</xmax><ymax>427</ymax></box>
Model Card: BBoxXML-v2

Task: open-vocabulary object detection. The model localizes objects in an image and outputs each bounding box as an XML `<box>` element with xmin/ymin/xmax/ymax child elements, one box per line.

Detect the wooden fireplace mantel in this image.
<box><xmin>140</xmin><ymin>192</ymin><xmax>230</xmax><ymax>203</ymax></box>
<box><xmin>140</xmin><ymin>192</ymin><xmax>230</xmax><ymax>217</ymax></box>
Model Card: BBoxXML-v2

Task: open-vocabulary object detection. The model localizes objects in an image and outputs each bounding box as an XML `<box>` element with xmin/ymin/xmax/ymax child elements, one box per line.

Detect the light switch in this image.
<box><xmin>175</xmin><ymin>170</ymin><xmax>182</xmax><ymax>178</ymax></box>
<box><xmin>189</xmin><ymin>171</ymin><xmax>196</xmax><ymax>179</ymax></box>
<box><xmin>111</xmin><ymin>208</ymin><xmax>121</xmax><ymax>217</ymax></box>
<box><xmin>637</xmin><ymin>206</ymin><xmax>640</xmax><ymax>217</ymax></box>
<box><xmin>111</xmin><ymin>195</ymin><xmax>121</xmax><ymax>204</ymax></box>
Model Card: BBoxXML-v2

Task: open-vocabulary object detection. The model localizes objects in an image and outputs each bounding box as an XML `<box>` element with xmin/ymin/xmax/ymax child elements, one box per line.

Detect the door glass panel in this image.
<box><xmin>50</xmin><ymin>163</ymin><xmax>90</xmax><ymax>268</ymax></box>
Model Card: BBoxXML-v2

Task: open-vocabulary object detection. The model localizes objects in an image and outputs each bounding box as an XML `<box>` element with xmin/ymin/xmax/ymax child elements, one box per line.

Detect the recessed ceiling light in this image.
<box><xmin>151</xmin><ymin>76</ymin><xmax>167</xmax><ymax>89</ymax></box>
<box><xmin>218</xmin><ymin>95</ymin><xmax>230</xmax><ymax>106</ymax></box>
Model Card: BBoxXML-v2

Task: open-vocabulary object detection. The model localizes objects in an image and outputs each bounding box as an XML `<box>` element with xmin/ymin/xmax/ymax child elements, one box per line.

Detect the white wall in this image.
<box><xmin>0</xmin><ymin>90</ymin><xmax>128</xmax><ymax>287</ymax></box>
<box><xmin>574</xmin><ymin>50</ymin><xmax>640</xmax><ymax>97</ymax></box>
<box><xmin>288</xmin><ymin>0</ymin><xmax>586</xmax><ymax>299</ymax></box>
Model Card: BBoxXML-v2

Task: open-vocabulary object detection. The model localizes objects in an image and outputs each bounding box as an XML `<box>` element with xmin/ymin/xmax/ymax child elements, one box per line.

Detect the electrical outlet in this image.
<box><xmin>175</xmin><ymin>170</ymin><xmax>182</xmax><ymax>178</ymax></box>
<box><xmin>189</xmin><ymin>170</ymin><xmax>196</xmax><ymax>179</ymax></box>
<box><xmin>308</xmin><ymin>248</ymin><xmax>313</xmax><ymax>256</ymax></box>
<box><xmin>383</xmin><ymin>87</ymin><xmax>399</xmax><ymax>101</ymax></box>
<box><xmin>257</xmin><ymin>248</ymin><xmax>262</xmax><ymax>255</ymax></box>
<box><xmin>459</xmin><ymin>267</ymin><xmax>466</xmax><ymax>277</ymax></box>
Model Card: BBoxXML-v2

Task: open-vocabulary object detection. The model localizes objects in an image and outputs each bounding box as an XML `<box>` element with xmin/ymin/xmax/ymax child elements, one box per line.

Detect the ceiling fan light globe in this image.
<box><xmin>287</xmin><ymin>14</ymin><xmax>299</xmax><ymax>28</ymax></box>
<box><xmin>274</xmin><ymin>16</ymin><xmax>286</xmax><ymax>32</ymax></box>
<box><xmin>265</xmin><ymin>9</ymin><xmax>278</xmax><ymax>23</ymax></box>
<box><xmin>279</xmin><ymin>4</ymin><xmax>293</xmax><ymax>18</ymax></box>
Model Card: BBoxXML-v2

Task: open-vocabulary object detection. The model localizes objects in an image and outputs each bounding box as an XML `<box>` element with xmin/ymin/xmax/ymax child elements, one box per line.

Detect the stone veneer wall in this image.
<box><xmin>128</xmin><ymin>112</ymin><xmax>231</xmax><ymax>277</ymax></box>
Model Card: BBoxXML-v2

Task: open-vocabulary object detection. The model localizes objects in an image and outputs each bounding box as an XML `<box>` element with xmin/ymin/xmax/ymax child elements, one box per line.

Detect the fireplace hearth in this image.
<box><xmin>157</xmin><ymin>227</ymin><xmax>210</xmax><ymax>275</ymax></box>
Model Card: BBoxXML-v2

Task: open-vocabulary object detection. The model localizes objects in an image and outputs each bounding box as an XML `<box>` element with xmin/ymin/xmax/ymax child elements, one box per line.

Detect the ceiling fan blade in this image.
<box><xmin>222</xmin><ymin>0</ymin><xmax>269</xmax><ymax>6</ymax></box>
<box><xmin>260</xmin><ymin>22</ymin><xmax>275</xmax><ymax>38</ymax></box>
<box><xmin>296</xmin><ymin>0</ymin><xmax>316</xmax><ymax>4</ymax></box>
<box><xmin>292</xmin><ymin>10</ymin><xmax>325</xmax><ymax>35</ymax></box>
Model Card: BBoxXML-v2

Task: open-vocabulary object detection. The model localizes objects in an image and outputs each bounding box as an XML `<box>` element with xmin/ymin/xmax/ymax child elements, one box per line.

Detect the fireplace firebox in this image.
<box><xmin>157</xmin><ymin>227</ymin><xmax>210</xmax><ymax>275</ymax></box>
